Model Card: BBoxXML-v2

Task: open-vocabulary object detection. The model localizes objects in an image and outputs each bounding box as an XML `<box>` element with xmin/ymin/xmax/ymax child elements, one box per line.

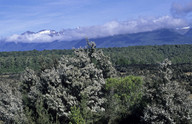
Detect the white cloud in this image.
<box><xmin>5</xmin><ymin>16</ymin><xmax>188</xmax><ymax>43</ymax></box>
<box><xmin>6</xmin><ymin>32</ymin><xmax>62</xmax><ymax>43</ymax></box>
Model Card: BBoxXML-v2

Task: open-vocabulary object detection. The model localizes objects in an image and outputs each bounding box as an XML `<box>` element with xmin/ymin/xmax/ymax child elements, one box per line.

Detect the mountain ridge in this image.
<box><xmin>1</xmin><ymin>27</ymin><xmax>192</xmax><ymax>51</ymax></box>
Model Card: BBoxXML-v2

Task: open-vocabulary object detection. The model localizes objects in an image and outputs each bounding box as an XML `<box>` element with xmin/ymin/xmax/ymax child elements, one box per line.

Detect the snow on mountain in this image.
<box><xmin>1</xmin><ymin>27</ymin><xmax>192</xmax><ymax>51</ymax></box>
<box><xmin>37</xmin><ymin>30</ymin><xmax>57</xmax><ymax>35</ymax></box>
<box><xmin>181</xmin><ymin>26</ymin><xmax>190</xmax><ymax>30</ymax></box>
<box><xmin>175</xmin><ymin>26</ymin><xmax>191</xmax><ymax>34</ymax></box>
<box><xmin>5</xmin><ymin>30</ymin><xmax>61</xmax><ymax>43</ymax></box>
<box><xmin>5</xmin><ymin>26</ymin><xmax>192</xmax><ymax>43</ymax></box>
<box><xmin>38</xmin><ymin>30</ymin><xmax>52</xmax><ymax>35</ymax></box>
<box><xmin>3</xmin><ymin>16</ymin><xmax>188</xmax><ymax>43</ymax></box>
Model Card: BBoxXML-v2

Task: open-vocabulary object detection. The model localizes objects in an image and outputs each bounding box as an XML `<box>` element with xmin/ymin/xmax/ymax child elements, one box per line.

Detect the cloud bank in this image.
<box><xmin>5</xmin><ymin>16</ymin><xmax>188</xmax><ymax>43</ymax></box>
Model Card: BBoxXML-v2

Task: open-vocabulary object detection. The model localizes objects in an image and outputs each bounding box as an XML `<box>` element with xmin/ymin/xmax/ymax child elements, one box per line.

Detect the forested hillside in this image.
<box><xmin>0</xmin><ymin>44</ymin><xmax>192</xmax><ymax>74</ymax></box>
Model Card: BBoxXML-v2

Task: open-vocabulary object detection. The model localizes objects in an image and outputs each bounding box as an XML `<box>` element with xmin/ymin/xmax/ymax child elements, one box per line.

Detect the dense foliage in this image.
<box><xmin>104</xmin><ymin>45</ymin><xmax>192</xmax><ymax>65</ymax></box>
<box><xmin>20</xmin><ymin>41</ymin><xmax>116</xmax><ymax>123</ymax></box>
<box><xmin>1</xmin><ymin>45</ymin><xmax>192</xmax><ymax>74</ymax></box>
<box><xmin>0</xmin><ymin>49</ymin><xmax>73</xmax><ymax>74</ymax></box>
<box><xmin>0</xmin><ymin>42</ymin><xmax>192</xmax><ymax>124</ymax></box>
<box><xmin>105</xmin><ymin>76</ymin><xmax>143</xmax><ymax>123</ymax></box>
<box><xmin>142</xmin><ymin>59</ymin><xmax>192</xmax><ymax>123</ymax></box>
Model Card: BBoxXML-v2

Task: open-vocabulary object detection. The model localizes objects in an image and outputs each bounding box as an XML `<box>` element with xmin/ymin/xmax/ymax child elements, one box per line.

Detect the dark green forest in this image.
<box><xmin>0</xmin><ymin>43</ymin><xmax>192</xmax><ymax>124</ymax></box>
<box><xmin>1</xmin><ymin>44</ymin><xmax>192</xmax><ymax>74</ymax></box>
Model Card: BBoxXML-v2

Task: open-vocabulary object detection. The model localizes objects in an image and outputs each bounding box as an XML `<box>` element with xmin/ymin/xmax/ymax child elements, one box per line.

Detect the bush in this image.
<box><xmin>69</xmin><ymin>106</ymin><xmax>85</xmax><ymax>124</ymax></box>
<box><xmin>105</xmin><ymin>76</ymin><xmax>143</xmax><ymax>123</ymax></box>
<box><xmin>20</xmin><ymin>41</ymin><xmax>117</xmax><ymax>123</ymax></box>
<box><xmin>142</xmin><ymin>59</ymin><xmax>192</xmax><ymax>124</ymax></box>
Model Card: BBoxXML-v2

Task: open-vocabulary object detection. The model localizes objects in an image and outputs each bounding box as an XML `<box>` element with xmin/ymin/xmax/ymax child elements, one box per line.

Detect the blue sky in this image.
<box><xmin>1</xmin><ymin>0</ymin><xmax>192</xmax><ymax>42</ymax></box>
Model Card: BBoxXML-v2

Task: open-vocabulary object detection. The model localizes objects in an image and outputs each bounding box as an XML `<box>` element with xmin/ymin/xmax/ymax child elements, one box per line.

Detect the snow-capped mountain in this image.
<box><xmin>1</xmin><ymin>26</ymin><xmax>192</xmax><ymax>51</ymax></box>
<box><xmin>37</xmin><ymin>30</ymin><xmax>58</xmax><ymax>36</ymax></box>
<box><xmin>22</xmin><ymin>30</ymin><xmax>59</xmax><ymax>36</ymax></box>
<box><xmin>181</xmin><ymin>26</ymin><xmax>190</xmax><ymax>30</ymax></box>
<box><xmin>5</xmin><ymin>30</ymin><xmax>63</xmax><ymax>43</ymax></box>
<box><xmin>175</xmin><ymin>26</ymin><xmax>191</xmax><ymax>34</ymax></box>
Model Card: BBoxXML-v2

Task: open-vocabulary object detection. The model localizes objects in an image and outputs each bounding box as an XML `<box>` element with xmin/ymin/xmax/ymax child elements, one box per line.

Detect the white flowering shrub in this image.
<box><xmin>21</xmin><ymin>41</ymin><xmax>117</xmax><ymax>123</ymax></box>
<box><xmin>142</xmin><ymin>59</ymin><xmax>192</xmax><ymax>124</ymax></box>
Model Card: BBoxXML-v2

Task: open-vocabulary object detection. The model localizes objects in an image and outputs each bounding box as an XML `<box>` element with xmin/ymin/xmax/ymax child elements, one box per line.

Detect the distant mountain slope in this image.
<box><xmin>0</xmin><ymin>40</ymin><xmax>78</xmax><ymax>51</ymax></box>
<box><xmin>75</xmin><ymin>28</ymin><xmax>192</xmax><ymax>48</ymax></box>
<box><xmin>1</xmin><ymin>28</ymin><xmax>192</xmax><ymax>51</ymax></box>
